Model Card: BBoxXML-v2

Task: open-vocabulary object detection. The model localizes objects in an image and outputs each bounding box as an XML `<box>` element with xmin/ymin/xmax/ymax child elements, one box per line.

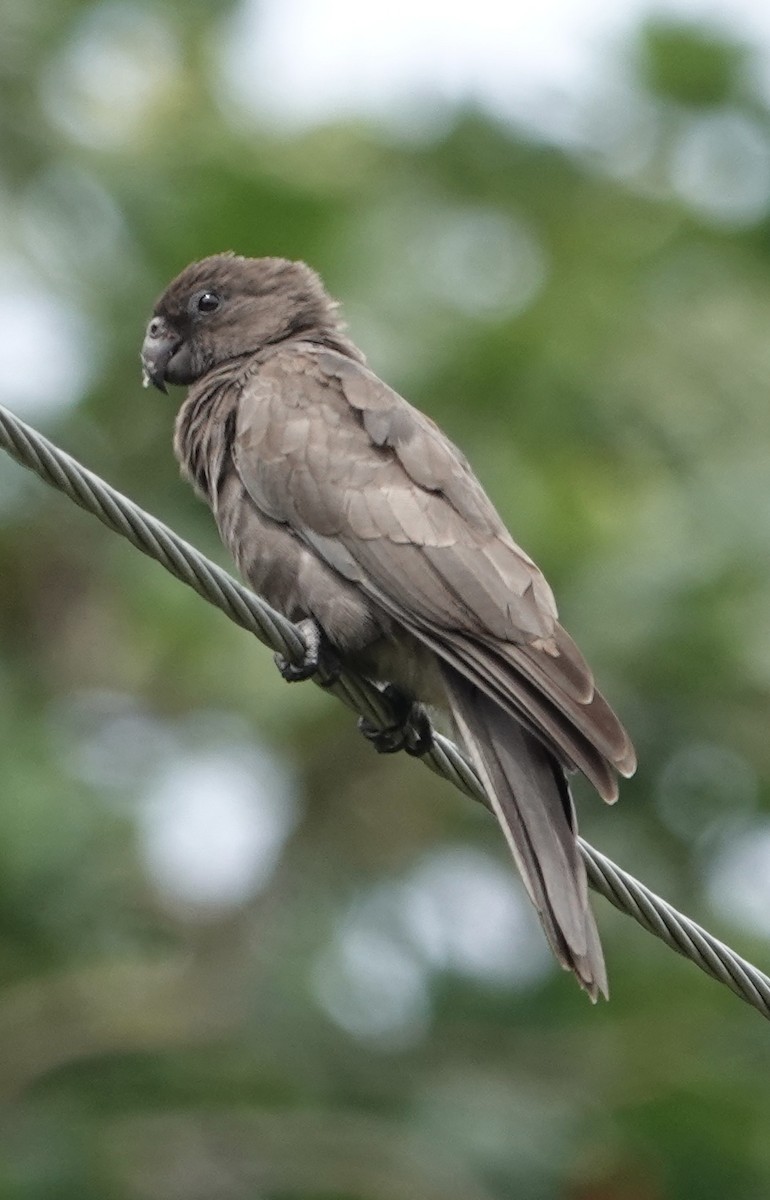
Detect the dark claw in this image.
<box><xmin>357</xmin><ymin>685</ymin><xmax>434</xmax><ymax>758</ymax></box>
<box><xmin>274</xmin><ymin>618</ymin><xmax>340</xmax><ymax>686</ymax></box>
<box><xmin>358</xmin><ymin>716</ymin><xmax>408</xmax><ymax>754</ymax></box>
<box><xmin>275</xmin><ymin>654</ymin><xmax>318</xmax><ymax>683</ymax></box>
<box><xmin>403</xmin><ymin>704</ymin><xmax>434</xmax><ymax>758</ymax></box>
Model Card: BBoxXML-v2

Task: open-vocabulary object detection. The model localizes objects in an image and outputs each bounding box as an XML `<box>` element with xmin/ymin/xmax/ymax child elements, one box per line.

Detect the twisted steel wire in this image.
<box><xmin>2</xmin><ymin>401</ymin><xmax>769</xmax><ymax>1017</ymax></box>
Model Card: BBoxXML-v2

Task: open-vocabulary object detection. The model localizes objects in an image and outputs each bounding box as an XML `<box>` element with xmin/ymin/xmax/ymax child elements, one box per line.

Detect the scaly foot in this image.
<box><xmin>358</xmin><ymin>684</ymin><xmax>434</xmax><ymax>758</ymax></box>
<box><xmin>274</xmin><ymin>618</ymin><xmax>340</xmax><ymax>687</ymax></box>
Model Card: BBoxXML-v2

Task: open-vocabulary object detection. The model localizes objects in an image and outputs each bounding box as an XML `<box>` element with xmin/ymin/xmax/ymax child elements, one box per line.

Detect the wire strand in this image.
<box><xmin>2</xmin><ymin>401</ymin><xmax>768</xmax><ymax>1017</ymax></box>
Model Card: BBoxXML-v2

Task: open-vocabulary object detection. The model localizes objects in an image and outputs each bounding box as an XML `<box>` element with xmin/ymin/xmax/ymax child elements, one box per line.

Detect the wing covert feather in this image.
<box><xmin>232</xmin><ymin>344</ymin><xmax>634</xmax><ymax>786</ymax></box>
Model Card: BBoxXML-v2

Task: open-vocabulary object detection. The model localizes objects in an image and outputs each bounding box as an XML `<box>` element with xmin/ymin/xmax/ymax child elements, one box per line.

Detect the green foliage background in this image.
<box><xmin>2</xmin><ymin>4</ymin><xmax>770</xmax><ymax>1197</ymax></box>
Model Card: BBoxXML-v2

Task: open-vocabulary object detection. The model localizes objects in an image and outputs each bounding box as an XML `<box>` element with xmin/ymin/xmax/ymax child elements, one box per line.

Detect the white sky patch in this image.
<box><xmin>41</xmin><ymin>4</ymin><xmax>177</xmax><ymax>149</ymax></box>
<box><xmin>138</xmin><ymin>744</ymin><xmax>297</xmax><ymax>915</ymax></box>
<box><xmin>414</xmin><ymin>207</ymin><xmax>548</xmax><ymax>318</ymax></box>
<box><xmin>400</xmin><ymin>847</ymin><xmax>551</xmax><ymax>986</ymax></box>
<box><xmin>312</xmin><ymin>846</ymin><xmax>551</xmax><ymax>1043</ymax></box>
<box><xmin>55</xmin><ymin>700</ymin><xmax>299</xmax><ymax>917</ymax></box>
<box><xmin>221</xmin><ymin>0</ymin><xmax>770</xmax><ymax>137</ymax></box>
<box><xmin>0</xmin><ymin>279</ymin><xmax>94</xmax><ymax>419</ymax></box>
<box><xmin>313</xmin><ymin>926</ymin><xmax>430</xmax><ymax>1046</ymax></box>
<box><xmin>669</xmin><ymin>109</ymin><xmax>770</xmax><ymax>225</ymax></box>
<box><xmin>708</xmin><ymin>823</ymin><xmax>770</xmax><ymax>938</ymax></box>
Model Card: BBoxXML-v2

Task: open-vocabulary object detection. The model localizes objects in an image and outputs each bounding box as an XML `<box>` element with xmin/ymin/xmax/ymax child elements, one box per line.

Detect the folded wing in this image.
<box><xmin>233</xmin><ymin>345</ymin><xmax>636</xmax><ymax>799</ymax></box>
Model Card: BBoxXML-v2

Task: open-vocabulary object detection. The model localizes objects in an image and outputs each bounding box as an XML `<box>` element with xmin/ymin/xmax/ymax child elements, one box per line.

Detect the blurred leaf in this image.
<box><xmin>639</xmin><ymin>20</ymin><xmax>750</xmax><ymax>108</ymax></box>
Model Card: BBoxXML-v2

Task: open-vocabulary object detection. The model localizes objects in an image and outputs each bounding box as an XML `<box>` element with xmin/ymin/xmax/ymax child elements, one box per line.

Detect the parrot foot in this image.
<box><xmin>274</xmin><ymin>619</ymin><xmax>340</xmax><ymax>686</ymax></box>
<box><xmin>358</xmin><ymin>685</ymin><xmax>434</xmax><ymax>758</ymax></box>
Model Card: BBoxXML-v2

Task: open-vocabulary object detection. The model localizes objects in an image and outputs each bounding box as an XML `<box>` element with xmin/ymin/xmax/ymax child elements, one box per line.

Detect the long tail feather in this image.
<box><xmin>441</xmin><ymin>665</ymin><xmax>608</xmax><ymax>1000</ymax></box>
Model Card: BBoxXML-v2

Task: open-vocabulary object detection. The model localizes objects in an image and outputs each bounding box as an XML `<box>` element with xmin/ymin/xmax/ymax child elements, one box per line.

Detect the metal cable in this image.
<box><xmin>2</xmin><ymin>401</ymin><xmax>768</xmax><ymax>1018</ymax></box>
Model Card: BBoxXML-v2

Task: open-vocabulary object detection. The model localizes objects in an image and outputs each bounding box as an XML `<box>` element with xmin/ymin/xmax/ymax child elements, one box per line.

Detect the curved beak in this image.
<box><xmin>141</xmin><ymin>321</ymin><xmax>181</xmax><ymax>394</ymax></box>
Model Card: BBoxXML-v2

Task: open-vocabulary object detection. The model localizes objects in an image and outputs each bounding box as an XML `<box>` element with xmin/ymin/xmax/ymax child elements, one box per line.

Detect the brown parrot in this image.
<box><xmin>141</xmin><ymin>253</ymin><xmax>636</xmax><ymax>999</ymax></box>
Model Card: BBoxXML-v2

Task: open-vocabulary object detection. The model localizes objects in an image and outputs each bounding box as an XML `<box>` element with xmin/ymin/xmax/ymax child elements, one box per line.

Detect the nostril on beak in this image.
<box><xmin>148</xmin><ymin>317</ymin><xmax>164</xmax><ymax>339</ymax></box>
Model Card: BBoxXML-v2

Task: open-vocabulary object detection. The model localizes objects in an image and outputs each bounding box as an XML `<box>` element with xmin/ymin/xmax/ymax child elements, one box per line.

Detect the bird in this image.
<box><xmin>141</xmin><ymin>252</ymin><xmax>636</xmax><ymax>1000</ymax></box>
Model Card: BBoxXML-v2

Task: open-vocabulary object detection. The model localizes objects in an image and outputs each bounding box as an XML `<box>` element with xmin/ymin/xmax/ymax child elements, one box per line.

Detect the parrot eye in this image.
<box><xmin>195</xmin><ymin>291</ymin><xmax>221</xmax><ymax>314</ymax></box>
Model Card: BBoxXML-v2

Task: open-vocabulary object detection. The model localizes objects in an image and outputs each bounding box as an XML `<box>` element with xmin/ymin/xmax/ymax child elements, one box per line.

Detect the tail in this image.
<box><xmin>442</xmin><ymin>666</ymin><xmax>608</xmax><ymax>1000</ymax></box>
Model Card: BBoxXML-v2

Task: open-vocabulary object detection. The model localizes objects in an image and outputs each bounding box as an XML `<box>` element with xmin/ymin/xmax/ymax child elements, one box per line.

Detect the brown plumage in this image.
<box><xmin>141</xmin><ymin>252</ymin><xmax>636</xmax><ymax>1000</ymax></box>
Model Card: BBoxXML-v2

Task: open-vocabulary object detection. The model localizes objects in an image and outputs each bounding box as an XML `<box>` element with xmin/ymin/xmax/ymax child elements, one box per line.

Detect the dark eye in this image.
<box><xmin>196</xmin><ymin>291</ymin><xmax>220</xmax><ymax>314</ymax></box>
